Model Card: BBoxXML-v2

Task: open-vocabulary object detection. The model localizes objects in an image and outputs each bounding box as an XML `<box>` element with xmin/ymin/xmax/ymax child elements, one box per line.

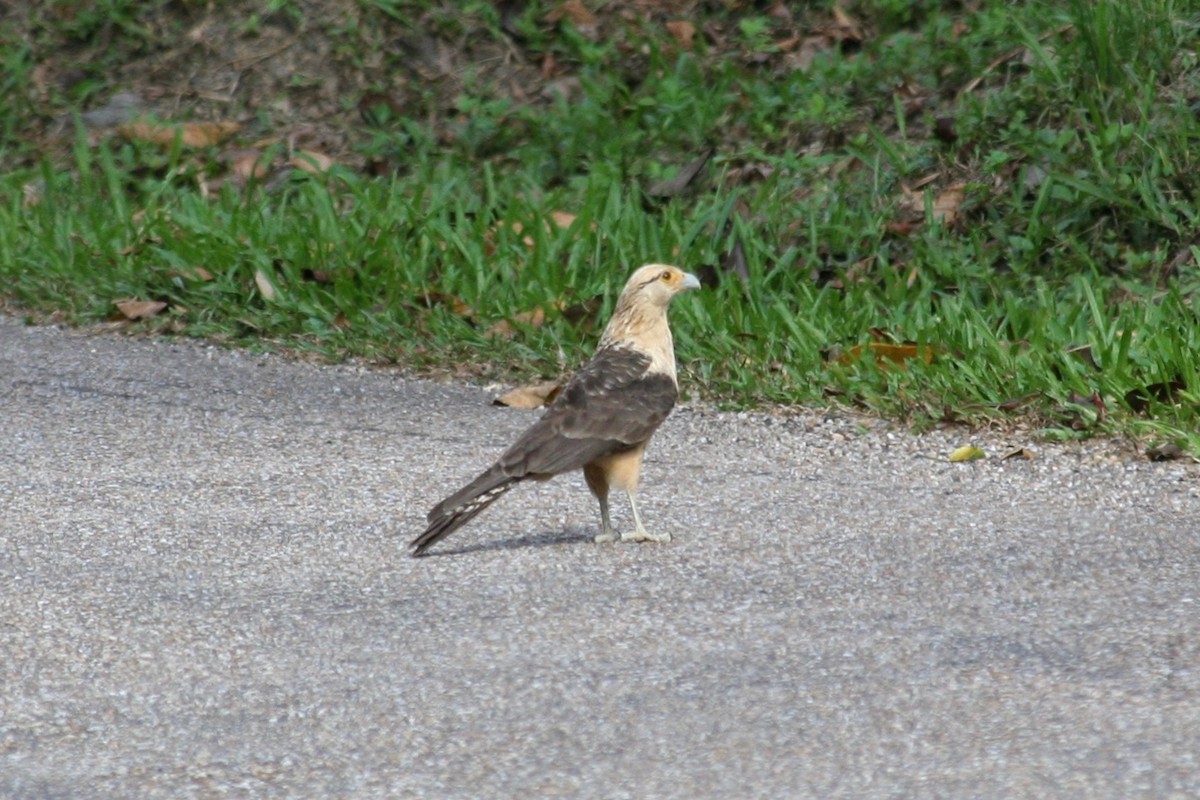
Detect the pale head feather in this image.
<box><xmin>598</xmin><ymin>264</ymin><xmax>700</xmax><ymax>379</ymax></box>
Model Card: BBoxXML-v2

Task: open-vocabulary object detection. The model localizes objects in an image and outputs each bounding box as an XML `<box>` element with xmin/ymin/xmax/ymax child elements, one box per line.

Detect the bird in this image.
<box><xmin>411</xmin><ymin>263</ymin><xmax>701</xmax><ymax>557</ymax></box>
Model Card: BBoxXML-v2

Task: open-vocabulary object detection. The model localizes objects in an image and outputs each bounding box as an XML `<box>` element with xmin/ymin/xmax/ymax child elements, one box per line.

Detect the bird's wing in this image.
<box><xmin>497</xmin><ymin>344</ymin><xmax>678</xmax><ymax>478</ymax></box>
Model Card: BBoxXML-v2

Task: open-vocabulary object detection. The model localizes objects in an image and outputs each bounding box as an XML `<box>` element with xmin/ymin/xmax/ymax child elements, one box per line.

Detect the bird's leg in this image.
<box><xmin>620</xmin><ymin>488</ymin><xmax>671</xmax><ymax>543</ymax></box>
<box><xmin>584</xmin><ymin>464</ymin><xmax>619</xmax><ymax>543</ymax></box>
<box><xmin>593</xmin><ymin>494</ymin><xmax>619</xmax><ymax>543</ymax></box>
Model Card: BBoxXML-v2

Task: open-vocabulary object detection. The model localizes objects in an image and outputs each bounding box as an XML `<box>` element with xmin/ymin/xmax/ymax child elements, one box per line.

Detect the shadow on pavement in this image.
<box><xmin>412</xmin><ymin>529</ymin><xmax>594</xmax><ymax>558</ymax></box>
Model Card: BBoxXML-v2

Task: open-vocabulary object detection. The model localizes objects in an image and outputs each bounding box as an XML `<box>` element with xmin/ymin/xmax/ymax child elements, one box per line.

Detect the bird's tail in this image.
<box><xmin>410</xmin><ymin>469</ymin><xmax>518</xmax><ymax>557</ymax></box>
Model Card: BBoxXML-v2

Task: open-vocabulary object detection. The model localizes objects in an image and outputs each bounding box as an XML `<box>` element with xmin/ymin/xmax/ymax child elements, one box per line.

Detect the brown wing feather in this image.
<box><xmin>497</xmin><ymin>344</ymin><xmax>677</xmax><ymax>476</ymax></box>
<box><xmin>411</xmin><ymin>345</ymin><xmax>676</xmax><ymax>556</ymax></box>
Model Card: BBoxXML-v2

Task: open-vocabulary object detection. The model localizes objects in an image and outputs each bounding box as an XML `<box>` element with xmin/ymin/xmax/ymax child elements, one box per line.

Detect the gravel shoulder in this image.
<box><xmin>2</xmin><ymin>316</ymin><xmax>1198</xmax><ymax>799</ymax></box>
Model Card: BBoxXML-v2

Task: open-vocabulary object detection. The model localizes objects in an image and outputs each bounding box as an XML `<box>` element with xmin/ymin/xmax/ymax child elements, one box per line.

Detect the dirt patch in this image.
<box><xmin>12</xmin><ymin>1</ymin><xmax>847</xmax><ymax>173</ymax></box>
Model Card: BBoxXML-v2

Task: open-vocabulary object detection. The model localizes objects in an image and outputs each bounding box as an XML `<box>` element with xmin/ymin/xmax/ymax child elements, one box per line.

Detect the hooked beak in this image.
<box><xmin>681</xmin><ymin>272</ymin><xmax>701</xmax><ymax>291</ymax></box>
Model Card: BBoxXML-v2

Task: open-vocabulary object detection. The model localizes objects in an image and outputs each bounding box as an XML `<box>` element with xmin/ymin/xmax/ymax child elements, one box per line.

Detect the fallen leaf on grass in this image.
<box><xmin>899</xmin><ymin>181</ymin><xmax>966</xmax><ymax>227</ymax></box>
<box><xmin>949</xmin><ymin>445</ymin><xmax>986</xmax><ymax>463</ymax></box>
<box><xmin>493</xmin><ymin>382</ymin><xmax>561</xmax><ymax>409</ymax></box>
<box><xmin>228</xmin><ymin>149</ymin><xmax>271</xmax><ymax>183</ymax></box>
<box><xmin>416</xmin><ymin>291</ymin><xmax>474</xmax><ymax>320</ymax></box>
<box><xmin>836</xmin><ymin>342</ymin><xmax>937</xmax><ymax>368</ymax></box>
<box><xmin>22</xmin><ymin>180</ymin><xmax>44</xmax><ymax>208</ymax></box>
<box><xmin>933</xmin><ymin>185</ymin><xmax>967</xmax><ymax>224</ymax></box>
<box><xmin>291</xmin><ymin>149</ymin><xmax>335</xmax><ymax>173</ymax></box>
<box><xmin>829</xmin><ymin>4</ymin><xmax>865</xmax><ymax>44</ymax></box>
<box><xmin>665</xmin><ymin>20</ymin><xmax>697</xmax><ymax>48</ymax></box>
<box><xmin>173</xmin><ymin>266</ymin><xmax>213</xmax><ymax>282</ymax></box>
<box><xmin>545</xmin><ymin>0</ymin><xmax>598</xmax><ymax>39</ymax></box>
<box><xmin>118</xmin><ymin>120</ymin><xmax>241</xmax><ymax>148</ymax></box>
<box><xmin>254</xmin><ymin>268</ymin><xmax>278</xmax><ymax>302</ymax></box>
<box><xmin>486</xmin><ymin>307</ymin><xmax>548</xmax><ymax>340</ymax></box>
<box><xmin>490</xmin><ymin>213</ymin><xmax>581</xmax><ymax>252</ymax></box>
<box><xmin>113</xmin><ymin>298</ymin><xmax>168</xmax><ymax>320</ymax></box>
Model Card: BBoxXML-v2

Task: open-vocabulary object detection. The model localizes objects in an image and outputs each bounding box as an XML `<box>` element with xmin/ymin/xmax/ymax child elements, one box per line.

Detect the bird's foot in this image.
<box><xmin>620</xmin><ymin>530</ymin><xmax>672</xmax><ymax>544</ymax></box>
<box><xmin>593</xmin><ymin>529</ymin><xmax>620</xmax><ymax>544</ymax></box>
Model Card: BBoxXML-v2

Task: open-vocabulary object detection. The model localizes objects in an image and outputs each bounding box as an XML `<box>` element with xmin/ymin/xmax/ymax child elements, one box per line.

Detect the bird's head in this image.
<box><xmin>623</xmin><ymin>264</ymin><xmax>702</xmax><ymax>308</ymax></box>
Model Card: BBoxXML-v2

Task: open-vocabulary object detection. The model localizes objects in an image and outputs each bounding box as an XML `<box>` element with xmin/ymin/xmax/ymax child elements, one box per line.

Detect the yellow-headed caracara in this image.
<box><xmin>411</xmin><ymin>264</ymin><xmax>700</xmax><ymax>557</ymax></box>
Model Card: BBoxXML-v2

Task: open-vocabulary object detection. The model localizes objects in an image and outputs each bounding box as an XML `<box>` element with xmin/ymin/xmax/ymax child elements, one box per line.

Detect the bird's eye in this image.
<box><xmin>660</xmin><ymin>270</ymin><xmax>672</xmax><ymax>281</ymax></box>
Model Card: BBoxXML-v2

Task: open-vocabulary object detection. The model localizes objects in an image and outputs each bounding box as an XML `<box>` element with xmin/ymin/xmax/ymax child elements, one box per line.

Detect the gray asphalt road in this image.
<box><xmin>2</xmin><ymin>315</ymin><xmax>1198</xmax><ymax>799</ymax></box>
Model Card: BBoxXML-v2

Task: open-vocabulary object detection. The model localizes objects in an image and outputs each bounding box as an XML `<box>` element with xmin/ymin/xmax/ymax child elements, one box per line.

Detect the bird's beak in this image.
<box><xmin>681</xmin><ymin>272</ymin><xmax>701</xmax><ymax>291</ymax></box>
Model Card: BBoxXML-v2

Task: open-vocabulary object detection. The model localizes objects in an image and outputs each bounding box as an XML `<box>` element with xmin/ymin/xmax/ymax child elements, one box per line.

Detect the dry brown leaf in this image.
<box><xmin>836</xmin><ymin>342</ymin><xmax>937</xmax><ymax>368</ymax></box>
<box><xmin>254</xmin><ymin>268</ymin><xmax>278</xmax><ymax>302</ymax></box>
<box><xmin>829</xmin><ymin>4</ymin><xmax>865</xmax><ymax>43</ymax></box>
<box><xmin>546</xmin><ymin>0</ymin><xmax>598</xmax><ymax>39</ymax></box>
<box><xmin>119</xmin><ymin>120</ymin><xmax>241</xmax><ymax>148</ymax></box>
<box><xmin>22</xmin><ymin>181</ymin><xmax>43</xmax><ymax>208</ymax></box>
<box><xmin>173</xmin><ymin>266</ymin><xmax>214</xmax><ymax>283</ymax></box>
<box><xmin>114</xmin><ymin>298</ymin><xmax>168</xmax><ymax>320</ymax></box>
<box><xmin>493</xmin><ymin>381</ymin><xmax>562</xmax><ymax>409</ymax></box>
<box><xmin>417</xmin><ymin>291</ymin><xmax>473</xmax><ymax>319</ymax></box>
<box><xmin>665</xmin><ymin>20</ymin><xmax>697</xmax><ymax>48</ymax></box>
<box><xmin>785</xmin><ymin>35</ymin><xmax>833</xmax><ymax>71</ymax></box>
<box><xmin>898</xmin><ymin>181</ymin><xmax>966</xmax><ymax>226</ymax></box>
<box><xmin>291</xmin><ymin>149</ymin><xmax>334</xmax><ymax>173</ymax></box>
<box><xmin>492</xmin><ymin>213</ymin><xmax>582</xmax><ymax>253</ymax></box>
<box><xmin>229</xmin><ymin>149</ymin><xmax>270</xmax><ymax>182</ymax></box>
<box><xmin>486</xmin><ymin>307</ymin><xmax>548</xmax><ymax>340</ymax></box>
<box><xmin>932</xmin><ymin>183</ymin><xmax>966</xmax><ymax>225</ymax></box>
<box><xmin>1000</xmin><ymin>447</ymin><xmax>1037</xmax><ymax>460</ymax></box>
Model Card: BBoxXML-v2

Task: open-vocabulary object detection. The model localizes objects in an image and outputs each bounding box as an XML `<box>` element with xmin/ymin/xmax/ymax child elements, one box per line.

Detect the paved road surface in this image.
<box><xmin>2</xmin><ymin>316</ymin><xmax>1198</xmax><ymax>798</ymax></box>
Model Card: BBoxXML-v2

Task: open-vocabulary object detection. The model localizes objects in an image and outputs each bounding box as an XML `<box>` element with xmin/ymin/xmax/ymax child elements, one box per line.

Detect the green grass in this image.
<box><xmin>2</xmin><ymin>0</ymin><xmax>1199</xmax><ymax>453</ymax></box>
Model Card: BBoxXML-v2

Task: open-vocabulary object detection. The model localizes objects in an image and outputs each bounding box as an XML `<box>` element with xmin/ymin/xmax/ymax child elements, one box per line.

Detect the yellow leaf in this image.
<box><xmin>949</xmin><ymin>445</ymin><xmax>986</xmax><ymax>463</ymax></box>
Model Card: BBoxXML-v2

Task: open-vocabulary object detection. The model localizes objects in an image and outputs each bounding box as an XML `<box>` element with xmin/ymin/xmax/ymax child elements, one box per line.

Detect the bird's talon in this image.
<box><xmin>593</xmin><ymin>531</ymin><xmax>620</xmax><ymax>544</ymax></box>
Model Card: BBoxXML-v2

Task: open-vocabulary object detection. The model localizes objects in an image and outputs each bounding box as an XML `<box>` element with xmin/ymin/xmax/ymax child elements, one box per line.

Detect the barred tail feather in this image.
<box><xmin>411</xmin><ymin>479</ymin><xmax>517</xmax><ymax>557</ymax></box>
